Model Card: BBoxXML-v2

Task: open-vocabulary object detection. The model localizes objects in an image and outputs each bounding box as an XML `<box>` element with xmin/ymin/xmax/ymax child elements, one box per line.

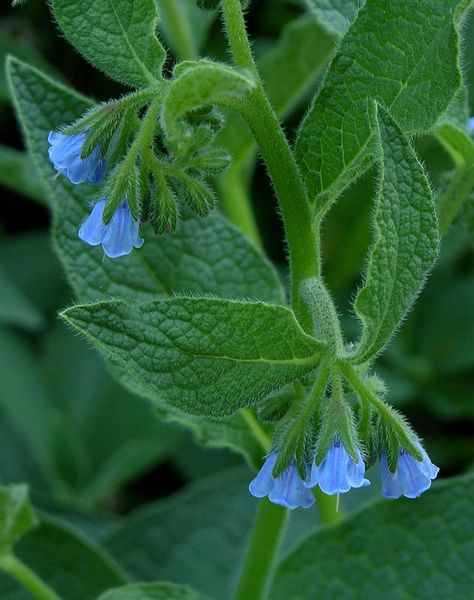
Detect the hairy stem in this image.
<box><xmin>234</xmin><ymin>500</ymin><xmax>288</xmax><ymax>600</ymax></box>
<box><xmin>221</xmin><ymin>0</ymin><xmax>320</xmax><ymax>332</ymax></box>
<box><xmin>0</xmin><ymin>554</ymin><xmax>63</xmax><ymax>600</ymax></box>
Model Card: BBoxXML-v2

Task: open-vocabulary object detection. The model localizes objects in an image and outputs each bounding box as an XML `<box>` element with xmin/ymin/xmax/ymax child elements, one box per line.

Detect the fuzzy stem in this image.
<box><xmin>233</xmin><ymin>500</ymin><xmax>288</xmax><ymax>600</ymax></box>
<box><xmin>221</xmin><ymin>0</ymin><xmax>320</xmax><ymax>332</ymax></box>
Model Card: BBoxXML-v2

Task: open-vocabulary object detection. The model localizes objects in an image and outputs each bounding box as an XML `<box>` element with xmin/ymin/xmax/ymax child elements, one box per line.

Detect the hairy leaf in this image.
<box><xmin>352</xmin><ymin>107</ymin><xmax>438</xmax><ymax>364</ymax></box>
<box><xmin>50</xmin><ymin>0</ymin><xmax>166</xmax><ymax>87</ymax></box>
<box><xmin>61</xmin><ymin>298</ymin><xmax>322</xmax><ymax>418</ymax></box>
<box><xmin>297</xmin><ymin>0</ymin><xmax>468</xmax><ymax>213</ymax></box>
<box><xmin>305</xmin><ymin>0</ymin><xmax>363</xmax><ymax>36</ymax></box>
<box><xmin>271</xmin><ymin>473</ymin><xmax>474</xmax><ymax>600</ymax></box>
<box><xmin>162</xmin><ymin>61</ymin><xmax>255</xmax><ymax>142</ymax></box>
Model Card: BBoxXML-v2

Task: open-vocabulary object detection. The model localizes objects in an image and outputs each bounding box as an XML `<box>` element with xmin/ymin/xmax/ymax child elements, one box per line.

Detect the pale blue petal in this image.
<box><xmin>380</xmin><ymin>453</ymin><xmax>403</xmax><ymax>499</ymax></box>
<box><xmin>381</xmin><ymin>445</ymin><xmax>438</xmax><ymax>500</ymax></box>
<box><xmin>307</xmin><ymin>439</ymin><xmax>369</xmax><ymax>495</ymax></box>
<box><xmin>48</xmin><ymin>131</ymin><xmax>107</xmax><ymax>185</ymax></box>
<box><xmin>78</xmin><ymin>199</ymin><xmax>107</xmax><ymax>246</ymax></box>
<box><xmin>269</xmin><ymin>464</ymin><xmax>315</xmax><ymax>510</ymax></box>
<box><xmin>249</xmin><ymin>453</ymin><xmax>278</xmax><ymax>499</ymax></box>
<box><xmin>102</xmin><ymin>204</ymin><xmax>136</xmax><ymax>258</ymax></box>
<box><xmin>467</xmin><ymin>117</ymin><xmax>474</xmax><ymax>135</ymax></box>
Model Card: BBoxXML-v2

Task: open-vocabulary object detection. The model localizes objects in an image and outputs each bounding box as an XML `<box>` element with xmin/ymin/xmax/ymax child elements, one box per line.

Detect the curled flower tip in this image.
<box><xmin>380</xmin><ymin>443</ymin><xmax>439</xmax><ymax>500</ymax></box>
<box><xmin>48</xmin><ymin>131</ymin><xmax>106</xmax><ymax>185</ymax></box>
<box><xmin>305</xmin><ymin>438</ymin><xmax>370</xmax><ymax>495</ymax></box>
<box><xmin>79</xmin><ymin>199</ymin><xmax>144</xmax><ymax>259</ymax></box>
<box><xmin>467</xmin><ymin>117</ymin><xmax>474</xmax><ymax>135</ymax></box>
<box><xmin>249</xmin><ymin>452</ymin><xmax>314</xmax><ymax>510</ymax></box>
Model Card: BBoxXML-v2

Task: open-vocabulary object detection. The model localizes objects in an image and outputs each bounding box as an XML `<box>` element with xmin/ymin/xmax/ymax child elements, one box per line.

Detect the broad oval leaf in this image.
<box><xmin>271</xmin><ymin>473</ymin><xmax>474</xmax><ymax>600</ymax></box>
<box><xmin>351</xmin><ymin>106</ymin><xmax>439</xmax><ymax>364</ymax></box>
<box><xmin>50</xmin><ymin>0</ymin><xmax>166</xmax><ymax>87</ymax></box>
<box><xmin>297</xmin><ymin>0</ymin><xmax>468</xmax><ymax>212</ymax></box>
<box><xmin>61</xmin><ymin>298</ymin><xmax>323</xmax><ymax>418</ymax></box>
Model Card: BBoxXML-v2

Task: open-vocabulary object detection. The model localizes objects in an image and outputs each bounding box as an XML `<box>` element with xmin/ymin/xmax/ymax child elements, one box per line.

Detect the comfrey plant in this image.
<box><xmin>4</xmin><ymin>0</ymin><xmax>474</xmax><ymax>599</ymax></box>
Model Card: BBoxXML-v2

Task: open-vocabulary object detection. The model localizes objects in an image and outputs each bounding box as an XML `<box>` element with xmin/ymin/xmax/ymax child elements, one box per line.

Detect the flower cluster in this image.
<box><xmin>48</xmin><ymin>132</ymin><xmax>142</xmax><ymax>259</ymax></box>
<box><xmin>249</xmin><ymin>438</ymin><xmax>438</xmax><ymax>510</ymax></box>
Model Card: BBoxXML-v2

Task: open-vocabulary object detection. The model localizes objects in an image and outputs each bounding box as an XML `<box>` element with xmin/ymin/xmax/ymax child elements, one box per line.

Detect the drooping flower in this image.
<box><xmin>305</xmin><ymin>437</ymin><xmax>370</xmax><ymax>495</ymax></box>
<box><xmin>467</xmin><ymin>117</ymin><xmax>474</xmax><ymax>135</ymax></box>
<box><xmin>78</xmin><ymin>198</ymin><xmax>144</xmax><ymax>259</ymax></box>
<box><xmin>380</xmin><ymin>443</ymin><xmax>439</xmax><ymax>499</ymax></box>
<box><xmin>249</xmin><ymin>452</ymin><xmax>314</xmax><ymax>510</ymax></box>
<box><xmin>48</xmin><ymin>131</ymin><xmax>106</xmax><ymax>184</ymax></box>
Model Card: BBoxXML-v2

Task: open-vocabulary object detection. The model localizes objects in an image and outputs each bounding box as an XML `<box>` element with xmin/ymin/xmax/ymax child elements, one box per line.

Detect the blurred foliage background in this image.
<box><xmin>0</xmin><ymin>0</ymin><xmax>473</xmax><ymax>597</ymax></box>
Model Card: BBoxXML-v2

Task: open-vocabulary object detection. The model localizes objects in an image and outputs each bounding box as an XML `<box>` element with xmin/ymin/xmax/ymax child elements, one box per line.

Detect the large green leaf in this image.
<box><xmin>61</xmin><ymin>297</ymin><xmax>323</xmax><ymax>418</ymax></box>
<box><xmin>351</xmin><ymin>107</ymin><xmax>438</xmax><ymax>364</ymax></box>
<box><xmin>297</xmin><ymin>0</ymin><xmax>468</xmax><ymax>213</ymax></box>
<box><xmin>50</xmin><ymin>0</ymin><xmax>166</xmax><ymax>87</ymax></box>
<box><xmin>271</xmin><ymin>473</ymin><xmax>474</xmax><ymax>600</ymax></box>
<box><xmin>97</xmin><ymin>583</ymin><xmax>210</xmax><ymax>600</ymax></box>
<box><xmin>305</xmin><ymin>0</ymin><xmax>363</xmax><ymax>36</ymax></box>
<box><xmin>0</xmin><ymin>515</ymin><xmax>126</xmax><ymax>600</ymax></box>
<box><xmin>7</xmin><ymin>57</ymin><xmax>283</xmax><ymax>306</ymax></box>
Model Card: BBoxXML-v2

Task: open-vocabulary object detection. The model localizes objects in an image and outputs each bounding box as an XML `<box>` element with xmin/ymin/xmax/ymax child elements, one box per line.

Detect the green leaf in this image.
<box><xmin>6</xmin><ymin>57</ymin><xmax>284</xmax><ymax>305</ymax></box>
<box><xmin>0</xmin><ymin>515</ymin><xmax>126</xmax><ymax>599</ymax></box>
<box><xmin>0</xmin><ymin>485</ymin><xmax>38</xmax><ymax>555</ymax></box>
<box><xmin>50</xmin><ymin>0</ymin><xmax>166</xmax><ymax>87</ymax></box>
<box><xmin>352</xmin><ymin>107</ymin><xmax>439</xmax><ymax>364</ymax></box>
<box><xmin>271</xmin><ymin>473</ymin><xmax>474</xmax><ymax>600</ymax></box>
<box><xmin>0</xmin><ymin>266</ymin><xmax>44</xmax><ymax>331</ymax></box>
<box><xmin>7</xmin><ymin>57</ymin><xmax>284</xmax><ymax>463</ymax></box>
<box><xmin>162</xmin><ymin>60</ymin><xmax>255</xmax><ymax>144</ymax></box>
<box><xmin>61</xmin><ymin>297</ymin><xmax>322</xmax><ymax>418</ymax></box>
<box><xmin>97</xmin><ymin>583</ymin><xmax>210</xmax><ymax>600</ymax></box>
<box><xmin>297</xmin><ymin>0</ymin><xmax>468</xmax><ymax>212</ymax></box>
<box><xmin>0</xmin><ymin>145</ymin><xmax>46</xmax><ymax>205</ymax></box>
<box><xmin>435</xmin><ymin>95</ymin><xmax>474</xmax><ymax>234</ymax></box>
<box><xmin>305</xmin><ymin>0</ymin><xmax>363</xmax><ymax>36</ymax></box>
<box><xmin>103</xmin><ymin>470</ymin><xmax>256</xmax><ymax>600</ymax></box>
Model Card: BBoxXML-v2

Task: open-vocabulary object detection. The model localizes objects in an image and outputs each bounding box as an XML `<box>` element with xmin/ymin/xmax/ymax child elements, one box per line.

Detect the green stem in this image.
<box><xmin>159</xmin><ymin>0</ymin><xmax>198</xmax><ymax>60</ymax></box>
<box><xmin>234</xmin><ymin>500</ymin><xmax>288</xmax><ymax>600</ymax></box>
<box><xmin>0</xmin><ymin>554</ymin><xmax>63</xmax><ymax>600</ymax></box>
<box><xmin>221</xmin><ymin>0</ymin><xmax>319</xmax><ymax>332</ymax></box>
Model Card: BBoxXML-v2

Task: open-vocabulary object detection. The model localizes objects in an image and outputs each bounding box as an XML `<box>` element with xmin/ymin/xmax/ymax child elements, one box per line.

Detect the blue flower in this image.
<box><xmin>249</xmin><ymin>452</ymin><xmax>314</xmax><ymax>510</ymax></box>
<box><xmin>305</xmin><ymin>437</ymin><xmax>370</xmax><ymax>495</ymax></box>
<box><xmin>78</xmin><ymin>198</ymin><xmax>144</xmax><ymax>259</ymax></box>
<box><xmin>380</xmin><ymin>444</ymin><xmax>439</xmax><ymax>499</ymax></box>
<box><xmin>48</xmin><ymin>131</ymin><xmax>106</xmax><ymax>184</ymax></box>
<box><xmin>467</xmin><ymin>117</ymin><xmax>474</xmax><ymax>135</ymax></box>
